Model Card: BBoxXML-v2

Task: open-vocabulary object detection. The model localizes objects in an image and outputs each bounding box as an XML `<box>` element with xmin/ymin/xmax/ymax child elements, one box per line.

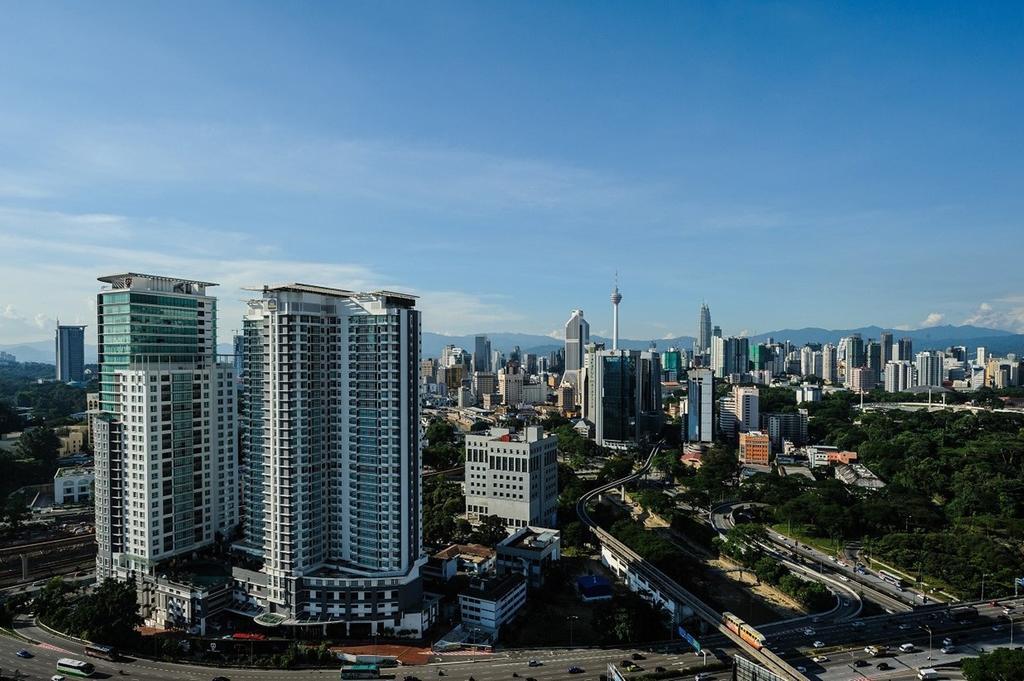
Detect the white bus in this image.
<box><xmin>878</xmin><ymin>569</ymin><xmax>904</xmax><ymax>588</ymax></box>
<box><xmin>56</xmin><ymin>658</ymin><xmax>96</xmax><ymax>677</ymax></box>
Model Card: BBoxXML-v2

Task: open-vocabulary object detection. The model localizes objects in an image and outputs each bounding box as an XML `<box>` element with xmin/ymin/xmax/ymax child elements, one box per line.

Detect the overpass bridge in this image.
<box><xmin>576</xmin><ymin>443</ymin><xmax>804</xmax><ymax>680</ymax></box>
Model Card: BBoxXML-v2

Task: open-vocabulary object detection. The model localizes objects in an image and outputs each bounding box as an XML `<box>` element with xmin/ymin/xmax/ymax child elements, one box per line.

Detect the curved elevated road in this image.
<box><xmin>576</xmin><ymin>443</ymin><xmax>804</xmax><ymax>679</ymax></box>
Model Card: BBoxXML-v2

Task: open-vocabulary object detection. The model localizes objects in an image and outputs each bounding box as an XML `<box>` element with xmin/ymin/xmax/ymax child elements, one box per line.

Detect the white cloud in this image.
<box><xmin>0</xmin><ymin>206</ymin><xmax>521</xmax><ymax>344</ymax></box>
<box><xmin>919</xmin><ymin>312</ymin><xmax>945</xmax><ymax>328</ymax></box>
<box><xmin>962</xmin><ymin>301</ymin><xmax>1024</xmax><ymax>333</ymax></box>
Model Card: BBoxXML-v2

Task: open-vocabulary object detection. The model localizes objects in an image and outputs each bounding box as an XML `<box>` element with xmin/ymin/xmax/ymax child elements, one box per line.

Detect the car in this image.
<box><xmin>840</xmin><ymin>575</ymin><xmax>850</xmax><ymax>582</ymax></box>
<box><xmin>796</xmin><ymin>666</ymin><xmax>807</xmax><ymax>673</ymax></box>
<box><xmin>51</xmin><ymin>676</ymin><xmax>66</xmax><ymax>681</ymax></box>
<box><xmin>803</xmin><ymin>627</ymin><xmax>816</xmax><ymax>636</ymax></box>
<box><xmin>991</xmin><ymin>600</ymin><xmax>999</xmax><ymax>607</ymax></box>
<box><xmin>942</xmin><ymin>637</ymin><xmax>954</xmax><ymax>647</ymax></box>
<box><xmin>15</xmin><ymin>649</ymin><xmax>33</xmax><ymax>659</ymax></box>
<box><xmin>812</xmin><ymin>655</ymin><xmax>829</xmax><ymax>663</ymax></box>
<box><xmin>1005</xmin><ymin>607</ymin><xmax>1016</xmax><ymax>615</ymax></box>
<box><xmin>899</xmin><ymin>623</ymin><xmax>912</xmax><ymax>630</ymax></box>
<box><xmin>877</xmin><ymin>662</ymin><xmax>892</xmax><ymax>670</ymax></box>
<box><xmin>813</xmin><ymin>640</ymin><xmax>825</xmax><ymax>648</ymax></box>
<box><xmin>842</xmin><ymin>599</ymin><xmax>851</xmax><ymax>607</ymax></box>
<box><xmin>631</xmin><ymin>653</ymin><xmax>645</xmax><ymax>660</ymax></box>
<box><xmin>568</xmin><ymin>666</ymin><xmax>584</xmax><ymax>674</ymax></box>
<box><xmin>854</xmin><ymin>660</ymin><xmax>868</xmax><ymax>667</ymax></box>
<box><xmin>994</xmin><ymin>624</ymin><xmax>1007</xmax><ymax>631</ymax></box>
<box><xmin>941</xmin><ymin>646</ymin><xmax>956</xmax><ymax>654</ymax></box>
<box><xmin>695</xmin><ymin>674</ymin><xmax>713</xmax><ymax>681</ymax></box>
<box><xmin>851</xmin><ymin>621</ymin><xmax>865</xmax><ymax>629</ymax></box>
<box><xmin>528</xmin><ymin>660</ymin><xmax>541</xmax><ymax>667</ymax></box>
<box><xmin>899</xmin><ymin>643</ymin><xmax>915</xmax><ymax>653</ymax></box>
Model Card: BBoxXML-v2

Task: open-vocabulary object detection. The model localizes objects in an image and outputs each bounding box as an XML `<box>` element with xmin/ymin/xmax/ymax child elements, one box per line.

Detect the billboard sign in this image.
<box><xmin>678</xmin><ymin>625</ymin><xmax>702</xmax><ymax>652</ymax></box>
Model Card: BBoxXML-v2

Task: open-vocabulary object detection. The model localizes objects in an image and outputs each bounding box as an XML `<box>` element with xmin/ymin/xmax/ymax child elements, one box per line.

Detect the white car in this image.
<box><xmin>899</xmin><ymin>643</ymin><xmax>915</xmax><ymax>653</ymax></box>
<box><xmin>840</xmin><ymin>575</ymin><xmax>850</xmax><ymax>582</ymax></box>
<box><xmin>942</xmin><ymin>637</ymin><xmax>954</xmax><ymax>647</ymax></box>
<box><xmin>51</xmin><ymin>676</ymin><xmax>66</xmax><ymax>681</ymax></box>
<box><xmin>812</xmin><ymin>655</ymin><xmax>828</xmax><ymax>663</ymax></box>
<box><xmin>813</xmin><ymin>640</ymin><xmax>825</xmax><ymax>648</ymax></box>
<box><xmin>803</xmin><ymin>627</ymin><xmax>816</xmax><ymax>636</ymax></box>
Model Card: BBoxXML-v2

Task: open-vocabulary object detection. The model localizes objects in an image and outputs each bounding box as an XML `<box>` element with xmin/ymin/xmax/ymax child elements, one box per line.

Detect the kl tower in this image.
<box><xmin>611</xmin><ymin>274</ymin><xmax>622</xmax><ymax>350</ymax></box>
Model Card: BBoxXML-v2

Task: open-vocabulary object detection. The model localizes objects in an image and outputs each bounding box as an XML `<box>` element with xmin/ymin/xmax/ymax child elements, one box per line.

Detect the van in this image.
<box><xmin>900</xmin><ymin>643</ymin><xmax>916</xmax><ymax>653</ymax></box>
<box><xmin>917</xmin><ymin>668</ymin><xmax>939</xmax><ymax>680</ymax></box>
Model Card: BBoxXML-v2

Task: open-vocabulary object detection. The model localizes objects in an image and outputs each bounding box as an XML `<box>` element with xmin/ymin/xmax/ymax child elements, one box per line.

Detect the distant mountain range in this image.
<box><xmin>3</xmin><ymin>323</ymin><xmax>1022</xmax><ymax>365</ymax></box>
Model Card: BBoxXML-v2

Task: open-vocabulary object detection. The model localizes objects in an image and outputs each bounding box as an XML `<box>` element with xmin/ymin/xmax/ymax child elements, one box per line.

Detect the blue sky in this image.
<box><xmin>1</xmin><ymin>1</ymin><xmax>1022</xmax><ymax>344</ymax></box>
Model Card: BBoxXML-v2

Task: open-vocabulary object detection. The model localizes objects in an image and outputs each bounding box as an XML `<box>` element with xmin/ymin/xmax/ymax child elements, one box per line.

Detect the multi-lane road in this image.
<box><xmin>1</xmin><ymin>616</ymin><xmax>722</xmax><ymax>681</ymax></box>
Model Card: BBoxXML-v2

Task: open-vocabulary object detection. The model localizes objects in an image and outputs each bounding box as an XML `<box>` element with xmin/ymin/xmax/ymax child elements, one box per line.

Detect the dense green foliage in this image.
<box><xmin>715</xmin><ymin>524</ymin><xmax>833</xmax><ymax>611</ymax></box>
<box><xmin>423</xmin><ymin>419</ymin><xmax>463</xmax><ymax>470</ymax></box>
<box><xmin>744</xmin><ymin>394</ymin><xmax>1024</xmax><ymax>597</ymax></box>
<box><xmin>592</xmin><ymin>589</ymin><xmax>670</xmax><ymax>644</ymax></box>
<box><xmin>35</xmin><ymin>577</ymin><xmax>143</xmax><ymax>648</ymax></box>
<box><xmin>962</xmin><ymin>647</ymin><xmax>1024</xmax><ymax>681</ymax></box>
<box><xmin>0</xmin><ymin>363</ymin><xmax>92</xmax><ymax>424</ymax></box>
<box><xmin>422</xmin><ymin>476</ymin><xmax>472</xmax><ymax>546</ymax></box>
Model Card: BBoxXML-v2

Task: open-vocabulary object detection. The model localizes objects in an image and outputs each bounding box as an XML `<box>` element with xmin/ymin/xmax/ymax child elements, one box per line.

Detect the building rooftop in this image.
<box><xmin>433</xmin><ymin>543</ymin><xmax>495</xmax><ymax>563</ymax></box>
<box><xmin>54</xmin><ymin>466</ymin><xmax>93</xmax><ymax>479</ymax></box>
<box><xmin>498</xmin><ymin>526</ymin><xmax>559</xmax><ymax>552</ymax></box>
<box><xmin>462</xmin><ymin>573</ymin><xmax>525</xmax><ymax>602</ymax></box>
<box><xmin>251</xmin><ymin>283</ymin><xmax>418</xmax><ymax>302</ymax></box>
<box><xmin>98</xmin><ymin>273</ymin><xmax>218</xmax><ymax>287</ymax></box>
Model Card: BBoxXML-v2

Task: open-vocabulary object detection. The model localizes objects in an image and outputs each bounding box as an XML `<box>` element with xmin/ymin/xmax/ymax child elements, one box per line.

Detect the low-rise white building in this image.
<box><xmin>458</xmin><ymin>573</ymin><xmax>527</xmax><ymax>637</ymax></box>
<box><xmin>53</xmin><ymin>466</ymin><xmax>94</xmax><ymax>504</ymax></box>
<box><xmin>464</xmin><ymin>426</ymin><xmax>558</xmax><ymax>530</ymax></box>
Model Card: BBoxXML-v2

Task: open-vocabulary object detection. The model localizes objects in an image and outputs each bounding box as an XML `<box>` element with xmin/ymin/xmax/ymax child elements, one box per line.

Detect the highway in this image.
<box><xmin>1</xmin><ymin>616</ymin><xmax>722</xmax><ymax>681</ymax></box>
<box><xmin>576</xmin><ymin>443</ymin><xmax>803</xmax><ymax>679</ymax></box>
<box><xmin>710</xmin><ymin>502</ymin><xmax>913</xmax><ymax>614</ymax></box>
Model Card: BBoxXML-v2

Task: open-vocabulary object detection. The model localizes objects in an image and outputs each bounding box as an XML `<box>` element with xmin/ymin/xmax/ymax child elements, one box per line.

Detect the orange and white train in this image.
<box><xmin>722</xmin><ymin>611</ymin><xmax>767</xmax><ymax>650</ymax></box>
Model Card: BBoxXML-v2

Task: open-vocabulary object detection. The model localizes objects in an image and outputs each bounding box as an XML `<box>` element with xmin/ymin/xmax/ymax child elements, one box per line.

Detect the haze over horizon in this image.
<box><xmin>1</xmin><ymin>2</ymin><xmax>1023</xmax><ymax>345</ymax></box>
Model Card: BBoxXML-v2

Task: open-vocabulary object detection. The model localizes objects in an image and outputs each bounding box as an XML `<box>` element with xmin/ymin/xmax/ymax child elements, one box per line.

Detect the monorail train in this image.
<box><xmin>722</xmin><ymin>611</ymin><xmax>767</xmax><ymax>650</ymax></box>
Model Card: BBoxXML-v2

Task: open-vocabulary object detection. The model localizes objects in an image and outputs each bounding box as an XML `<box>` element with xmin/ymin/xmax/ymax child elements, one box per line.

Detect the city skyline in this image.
<box><xmin>2</xmin><ymin>2</ymin><xmax>1023</xmax><ymax>344</ymax></box>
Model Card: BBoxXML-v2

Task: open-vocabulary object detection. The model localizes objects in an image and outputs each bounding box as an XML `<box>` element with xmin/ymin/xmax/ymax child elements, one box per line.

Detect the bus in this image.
<box><xmin>340</xmin><ymin>664</ymin><xmax>381</xmax><ymax>680</ymax></box>
<box><xmin>56</xmin><ymin>658</ymin><xmax>96</xmax><ymax>677</ymax></box>
<box><xmin>878</xmin><ymin>570</ymin><xmax>904</xmax><ymax>588</ymax></box>
<box><xmin>84</xmin><ymin>643</ymin><xmax>119</xmax><ymax>661</ymax></box>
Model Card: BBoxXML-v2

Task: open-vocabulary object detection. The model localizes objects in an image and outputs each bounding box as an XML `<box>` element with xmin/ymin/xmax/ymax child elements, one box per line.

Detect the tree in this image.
<box><xmin>15</xmin><ymin>426</ymin><xmax>60</xmax><ymax>468</ymax></box>
<box><xmin>472</xmin><ymin>515</ymin><xmax>510</xmax><ymax>546</ymax></box>
<box><xmin>963</xmin><ymin>647</ymin><xmax>1024</xmax><ymax>681</ymax></box>
<box><xmin>3</xmin><ymin>494</ymin><xmax>29</xmax><ymax>530</ymax></box>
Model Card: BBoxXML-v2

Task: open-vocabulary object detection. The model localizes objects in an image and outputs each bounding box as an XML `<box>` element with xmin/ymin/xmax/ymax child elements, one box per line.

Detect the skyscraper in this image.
<box><xmin>897</xmin><ymin>337</ymin><xmax>914</xmax><ymax>362</ymax></box>
<box><xmin>93</xmin><ymin>274</ymin><xmax>237</xmax><ymax>624</ymax></box>
<box><xmin>686</xmin><ymin>368</ymin><xmax>714</xmax><ymax>443</ymax></box>
<box><xmin>843</xmin><ymin>333</ymin><xmax>865</xmax><ymax>383</ymax></box>
<box><xmin>880</xmin><ymin>331</ymin><xmax>894</xmax><ymax>365</ymax></box>
<box><xmin>240</xmin><ymin>283</ymin><xmax>429</xmax><ymax>634</ymax></box>
<box><xmin>473</xmin><ymin>335</ymin><xmax>492</xmax><ymax>372</ymax></box>
<box><xmin>611</xmin><ymin>280</ymin><xmax>622</xmax><ymax>350</ymax></box>
<box><xmin>695</xmin><ymin>303</ymin><xmax>712</xmax><ymax>362</ymax></box>
<box><xmin>55</xmin><ymin>324</ymin><xmax>86</xmax><ymax>383</ymax></box>
<box><xmin>866</xmin><ymin>340</ymin><xmax>882</xmax><ymax>382</ymax></box>
<box><xmin>821</xmin><ymin>344</ymin><xmax>838</xmax><ymax>384</ymax></box>
<box><xmin>916</xmin><ymin>350</ymin><xmax>945</xmax><ymax>387</ymax></box>
<box><xmin>564</xmin><ymin>309</ymin><xmax>590</xmax><ymax>373</ymax></box>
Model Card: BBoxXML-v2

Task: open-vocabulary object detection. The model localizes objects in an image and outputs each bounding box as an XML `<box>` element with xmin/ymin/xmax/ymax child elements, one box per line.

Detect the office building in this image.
<box><xmin>884</xmin><ymin>360</ymin><xmax>918</xmax><ymax>393</ymax></box>
<box><xmin>239</xmin><ymin>283</ymin><xmax>430</xmax><ymax>634</ymax></box>
<box><xmin>848</xmin><ymin>366</ymin><xmax>876</xmax><ymax>392</ymax></box>
<box><xmin>458</xmin><ymin>574</ymin><xmax>527</xmax><ymax>638</ymax></box>
<box><xmin>662</xmin><ymin>348</ymin><xmax>683</xmax><ymax>382</ymax></box>
<box><xmin>695</xmin><ymin>303</ymin><xmax>712</xmax><ymax>363</ymax></box>
<box><xmin>498</xmin><ymin>365</ymin><xmax>524</xmax><ymax>406</ymax></box>
<box><xmin>55</xmin><ymin>324</ymin><xmax>87</xmax><ymax>383</ymax></box>
<box><xmin>686</xmin><ymin>368</ymin><xmax>714</xmax><ymax>443</ymax></box>
<box><xmin>591</xmin><ymin>348</ymin><xmax>662</xmax><ymax>448</ymax></box>
<box><xmin>732</xmin><ymin>385</ymin><xmax>759</xmax><ymax>433</ymax></box>
<box><xmin>897</xmin><ymin>337</ymin><xmax>914</xmax><ymax>362</ymax></box>
<box><xmin>464</xmin><ymin>426</ymin><xmax>558</xmax><ymax>529</ymax></box>
<box><xmin>473</xmin><ymin>371</ymin><xmax>497</xmax><ymax>400</ymax></box>
<box><xmin>93</xmin><ymin>273</ymin><xmax>238</xmax><ymax>626</ymax></box>
<box><xmin>880</xmin><ymin>331</ymin><xmax>893</xmax><ymax>366</ymax></box>
<box><xmin>474</xmin><ymin>336</ymin><xmax>492</xmax><ymax>372</ymax></box>
<box><xmin>564</xmin><ymin>309</ymin><xmax>589</xmax><ymax>373</ymax></box>
<box><xmin>843</xmin><ymin>334</ymin><xmax>865</xmax><ymax>383</ymax></box>
<box><xmin>739</xmin><ymin>431</ymin><xmax>770</xmax><ymax>466</ymax></box>
<box><xmin>796</xmin><ymin>384</ymin><xmax>822</xmax><ymax>404</ymax></box>
<box><xmin>761</xmin><ymin>411</ymin><xmax>809</xmax><ymax>448</ymax></box>
<box><xmin>866</xmin><ymin>340</ymin><xmax>882</xmax><ymax>382</ymax></box>
<box><xmin>916</xmin><ymin>350</ymin><xmax>945</xmax><ymax>387</ymax></box>
<box><xmin>977</xmin><ymin>346</ymin><xmax>988</xmax><ymax>366</ymax></box>
<box><xmin>711</xmin><ymin>336</ymin><xmax>750</xmax><ymax>379</ymax></box>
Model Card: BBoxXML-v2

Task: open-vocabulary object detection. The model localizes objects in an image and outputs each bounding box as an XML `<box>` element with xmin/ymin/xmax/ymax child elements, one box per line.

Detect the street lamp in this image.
<box><xmin>567</xmin><ymin>615</ymin><xmax>579</xmax><ymax>647</ymax></box>
<box><xmin>1010</xmin><ymin>614</ymin><xmax>1017</xmax><ymax>648</ymax></box>
<box><xmin>921</xmin><ymin>624</ymin><xmax>933</xmax><ymax>660</ymax></box>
